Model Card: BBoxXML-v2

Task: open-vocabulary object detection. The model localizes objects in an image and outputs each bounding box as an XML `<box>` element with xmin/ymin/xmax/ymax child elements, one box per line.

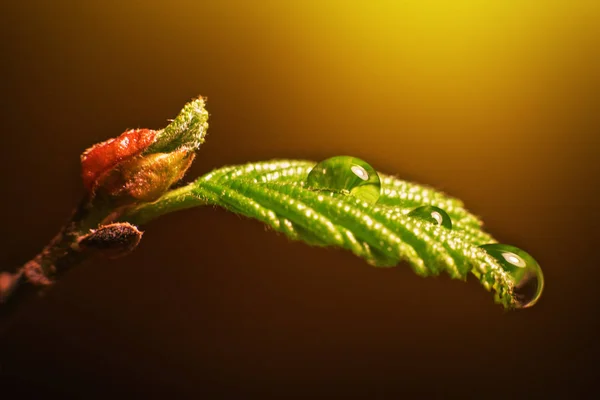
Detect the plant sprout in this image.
<box><xmin>0</xmin><ymin>97</ymin><xmax>543</xmax><ymax>310</ymax></box>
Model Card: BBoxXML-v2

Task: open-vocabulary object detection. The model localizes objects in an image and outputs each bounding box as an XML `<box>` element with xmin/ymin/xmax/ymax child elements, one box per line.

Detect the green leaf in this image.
<box><xmin>124</xmin><ymin>159</ymin><xmax>518</xmax><ymax>309</ymax></box>
<box><xmin>144</xmin><ymin>97</ymin><xmax>209</xmax><ymax>154</ymax></box>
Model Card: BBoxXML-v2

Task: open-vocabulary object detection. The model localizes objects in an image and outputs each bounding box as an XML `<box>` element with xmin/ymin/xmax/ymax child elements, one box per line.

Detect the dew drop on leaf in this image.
<box><xmin>479</xmin><ymin>243</ymin><xmax>544</xmax><ymax>308</ymax></box>
<box><xmin>306</xmin><ymin>156</ymin><xmax>381</xmax><ymax>204</ymax></box>
<box><xmin>408</xmin><ymin>205</ymin><xmax>453</xmax><ymax>229</ymax></box>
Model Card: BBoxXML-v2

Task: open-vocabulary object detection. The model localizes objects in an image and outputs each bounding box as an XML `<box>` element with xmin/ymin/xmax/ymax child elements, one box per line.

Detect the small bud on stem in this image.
<box><xmin>81</xmin><ymin>128</ymin><xmax>158</xmax><ymax>192</ymax></box>
<box><xmin>81</xmin><ymin>96</ymin><xmax>208</xmax><ymax>207</ymax></box>
<box><xmin>0</xmin><ymin>97</ymin><xmax>209</xmax><ymax>310</ymax></box>
<box><xmin>78</xmin><ymin>222</ymin><xmax>143</xmax><ymax>259</ymax></box>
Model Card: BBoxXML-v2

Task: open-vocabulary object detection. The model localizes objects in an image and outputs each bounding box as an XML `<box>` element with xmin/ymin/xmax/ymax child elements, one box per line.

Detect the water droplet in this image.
<box><xmin>479</xmin><ymin>243</ymin><xmax>544</xmax><ymax>308</ymax></box>
<box><xmin>408</xmin><ymin>205</ymin><xmax>452</xmax><ymax>229</ymax></box>
<box><xmin>306</xmin><ymin>156</ymin><xmax>381</xmax><ymax>204</ymax></box>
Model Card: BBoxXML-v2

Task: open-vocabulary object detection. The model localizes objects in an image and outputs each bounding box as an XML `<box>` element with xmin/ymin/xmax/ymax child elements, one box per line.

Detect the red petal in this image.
<box><xmin>81</xmin><ymin>128</ymin><xmax>157</xmax><ymax>191</ymax></box>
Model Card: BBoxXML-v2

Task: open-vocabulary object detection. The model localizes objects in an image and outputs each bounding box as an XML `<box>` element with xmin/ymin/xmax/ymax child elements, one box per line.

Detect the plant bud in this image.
<box><xmin>78</xmin><ymin>222</ymin><xmax>143</xmax><ymax>259</ymax></box>
<box><xmin>80</xmin><ymin>97</ymin><xmax>209</xmax><ymax>204</ymax></box>
<box><xmin>99</xmin><ymin>148</ymin><xmax>195</xmax><ymax>202</ymax></box>
<box><xmin>81</xmin><ymin>128</ymin><xmax>158</xmax><ymax>192</ymax></box>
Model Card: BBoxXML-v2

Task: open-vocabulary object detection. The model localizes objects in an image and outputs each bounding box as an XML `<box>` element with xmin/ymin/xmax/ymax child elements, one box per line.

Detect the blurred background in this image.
<box><xmin>0</xmin><ymin>0</ymin><xmax>598</xmax><ymax>397</ymax></box>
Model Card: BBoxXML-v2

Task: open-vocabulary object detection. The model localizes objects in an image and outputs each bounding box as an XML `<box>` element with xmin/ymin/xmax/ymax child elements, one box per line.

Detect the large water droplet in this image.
<box><xmin>408</xmin><ymin>205</ymin><xmax>452</xmax><ymax>229</ymax></box>
<box><xmin>479</xmin><ymin>243</ymin><xmax>544</xmax><ymax>308</ymax></box>
<box><xmin>306</xmin><ymin>156</ymin><xmax>381</xmax><ymax>204</ymax></box>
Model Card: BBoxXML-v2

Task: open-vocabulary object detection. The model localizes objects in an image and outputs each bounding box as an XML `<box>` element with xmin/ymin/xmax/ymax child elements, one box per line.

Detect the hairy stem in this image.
<box><xmin>122</xmin><ymin>184</ymin><xmax>208</xmax><ymax>226</ymax></box>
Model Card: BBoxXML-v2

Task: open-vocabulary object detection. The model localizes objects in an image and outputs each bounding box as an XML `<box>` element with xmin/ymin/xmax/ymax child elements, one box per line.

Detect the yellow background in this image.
<box><xmin>1</xmin><ymin>0</ymin><xmax>598</xmax><ymax>396</ymax></box>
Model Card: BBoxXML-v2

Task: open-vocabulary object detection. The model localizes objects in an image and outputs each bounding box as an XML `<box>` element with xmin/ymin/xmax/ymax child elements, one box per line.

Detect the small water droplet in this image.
<box><xmin>479</xmin><ymin>243</ymin><xmax>544</xmax><ymax>308</ymax></box>
<box><xmin>306</xmin><ymin>156</ymin><xmax>381</xmax><ymax>204</ymax></box>
<box><xmin>408</xmin><ymin>205</ymin><xmax>452</xmax><ymax>229</ymax></box>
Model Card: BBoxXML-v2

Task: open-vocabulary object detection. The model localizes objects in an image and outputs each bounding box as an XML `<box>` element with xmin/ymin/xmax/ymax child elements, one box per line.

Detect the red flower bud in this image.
<box><xmin>80</xmin><ymin>97</ymin><xmax>208</xmax><ymax>205</ymax></box>
<box><xmin>102</xmin><ymin>148</ymin><xmax>195</xmax><ymax>202</ymax></box>
<box><xmin>81</xmin><ymin>128</ymin><xmax>157</xmax><ymax>192</ymax></box>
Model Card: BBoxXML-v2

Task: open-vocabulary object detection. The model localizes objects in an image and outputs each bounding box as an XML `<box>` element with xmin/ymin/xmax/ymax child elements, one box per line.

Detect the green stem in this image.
<box><xmin>122</xmin><ymin>183</ymin><xmax>209</xmax><ymax>226</ymax></box>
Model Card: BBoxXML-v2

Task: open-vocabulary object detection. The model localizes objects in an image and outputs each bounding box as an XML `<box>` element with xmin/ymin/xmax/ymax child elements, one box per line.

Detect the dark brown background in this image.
<box><xmin>0</xmin><ymin>0</ymin><xmax>598</xmax><ymax>398</ymax></box>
